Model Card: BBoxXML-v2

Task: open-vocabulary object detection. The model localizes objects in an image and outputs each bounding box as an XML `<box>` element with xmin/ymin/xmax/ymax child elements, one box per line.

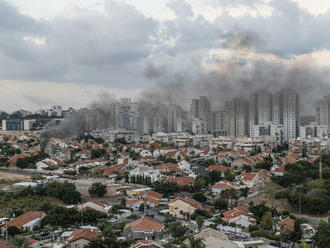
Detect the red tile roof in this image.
<box><xmin>9</xmin><ymin>154</ymin><xmax>29</xmax><ymax>164</ymax></box>
<box><xmin>125</xmin><ymin>217</ymin><xmax>164</xmax><ymax>233</ymax></box>
<box><xmin>7</xmin><ymin>211</ymin><xmax>45</xmax><ymax>228</ymax></box>
<box><xmin>68</xmin><ymin>228</ymin><xmax>101</xmax><ymax>243</ymax></box>
<box><xmin>169</xmin><ymin>197</ymin><xmax>205</xmax><ymax>211</ymax></box>
<box><xmin>278</xmin><ymin>218</ymin><xmax>295</xmax><ymax>233</ymax></box>
<box><xmin>167</xmin><ymin>177</ymin><xmax>195</xmax><ymax>186</ymax></box>
<box><xmin>145</xmin><ymin>190</ymin><xmax>163</xmax><ymax>200</ymax></box>
<box><xmin>241</xmin><ymin>173</ymin><xmax>258</xmax><ymax>181</ymax></box>
<box><xmin>207</xmin><ymin>165</ymin><xmax>230</xmax><ymax>172</ymax></box>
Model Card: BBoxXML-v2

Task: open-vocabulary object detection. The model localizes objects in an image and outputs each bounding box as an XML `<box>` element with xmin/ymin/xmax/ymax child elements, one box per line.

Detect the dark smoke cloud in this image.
<box><xmin>142</xmin><ymin>55</ymin><xmax>330</xmax><ymax>114</ymax></box>
<box><xmin>40</xmin><ymin>93</ymin><xmax>119</xmax><ymax>150</ymax></box>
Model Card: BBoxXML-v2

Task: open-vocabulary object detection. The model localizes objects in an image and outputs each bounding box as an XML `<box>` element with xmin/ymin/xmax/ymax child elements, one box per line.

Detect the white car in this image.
<box><xmin>109</xmin><ymin>218</ymin><xmax>117</xmax><ymax>223</ymax></box>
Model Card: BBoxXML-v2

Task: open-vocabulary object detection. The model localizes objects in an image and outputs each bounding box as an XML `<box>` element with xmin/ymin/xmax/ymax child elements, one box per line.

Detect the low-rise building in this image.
<box><xmin>67</xmin><ymin>228</ymin><xmax>101</xmax><ymax>248</ymax></box>
<box><xmin>222</xmin><ymin>207</ymin><xmax>256</xmax><ymax>228</ymax></box>
<box><xmin>168</xmin><ymin>197</ymin><xmax>209</xmax><ymax>219</ymax></box>
<box><xmin>6</xmin><ymin>211</ymin><xmax>45</xmax><ymax>232</ymax></box>
<box><xmin>123</xmin><ymin>217</ymin><xmax>165</xmax><ymax>240</ymax></box>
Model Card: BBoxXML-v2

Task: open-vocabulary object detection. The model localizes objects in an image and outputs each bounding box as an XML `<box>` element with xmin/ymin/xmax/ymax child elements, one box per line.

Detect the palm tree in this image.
<box><xmin>184</xmin><ymin>237</ymin><xmax>206</xmax><ymax>248</ymax></box>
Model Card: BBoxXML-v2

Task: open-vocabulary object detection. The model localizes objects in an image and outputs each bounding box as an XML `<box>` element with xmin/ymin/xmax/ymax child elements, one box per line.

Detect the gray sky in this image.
<box><xmin>1</xmin><ymin>0</ymin><xmax>330</xmax><ymax>112</ymax></box>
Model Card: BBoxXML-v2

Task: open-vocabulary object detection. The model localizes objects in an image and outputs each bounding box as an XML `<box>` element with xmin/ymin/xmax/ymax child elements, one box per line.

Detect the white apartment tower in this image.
<box><xmin>225</xmin><ymin>98</ymin><xmax>249</xmax><ymax>137</ymax></box>
<box><xmin>250</xmin><ymin>90</ymin><xmax>273</xmax><ymax>125</ymax></box>
<box><xmin>316</xmin><ymin>96</ymin><xmax>330</xmax><ymax>131</ymax></box>
<box><xmin>281</xmin><ymin>90</ymin><xmax>300</xmax><ymax>141</ymax></box>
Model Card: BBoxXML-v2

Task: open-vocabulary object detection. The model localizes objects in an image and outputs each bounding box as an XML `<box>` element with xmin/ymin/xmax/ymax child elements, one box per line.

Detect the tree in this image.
<box><xmin>200</xmin><ymin>159</ymin><xmax>215</xmax><ymax>167</ymax></box>
<box><xmin>83</xmin><ymin>209</ymin><xmax>107</xmax><ymax>224</ymax></box>
<box><xmin>7</xmin><ymin>226</ymin><xmax>20</xmax><ymax>237</ymax></box>
<box><xmin>224</xmin><ymin>170</ymin><xmax>235</xmax><ymax>181</ymax></box>
<box><xmin>88</xmin><ymin>183</ymin><xmax>107</xmax><ymax>197</ymax></box>
<box><xmin>196</xmin><ymin>216</ymin><xmax>205</xmax><ymax>230</ymax></box>
<box><xmin>42</xmin><ymin>206</ymin><xmax>80</xmax><ymax>227</ymax></box>
<box><xmin>194</xmin><ymin>174</ymin><xmax>211</xmax><ymax>191</ymax></box>
<box><xmin>314</xmin><ymin>221</ymin><xmax>330</xmax><ymax>248</ymax></box>
<box><xmin>16</xmin><ymin>158</ymin><xmax>29</xmax><ymax>169</ymax></box>
<box><xmin>63</xmin><ymin>190</ymin><xmax>81</xmax><ymax>204</ymax></box>
<box><xmin>209</xmin><ymin>170</ymin><xmax>222</xmax><ymax>184</ymax></box>
<box><xmin>242</xmin><ymin>164</ymin><xmax>252</xmax><ymax>173</ymax></box>
<box><xmin>239</xmin><ymin>187</ymin><xmax>249</xmax><ymax>199</ymax></box>
<box><xmin>185</xmin><ymin>237</ymin><xmax>206</xmax><ymax>248</ymax></box>
<box><xmin>193</xmin><ymin>192</ymin><xmax>207</xmax><ymax>203</ymax></box>
<box><xmin>164</xmin><ymin>157</ymin><xmax>177</xmax><ymax>164</ymax></box>
<box><xmin>260</xmin><ymin>211</ymin><xmax>273</xmax><ymax>231</ymax></box>
<box><xmin>168</xmin><ymin>222</ymin><xmax>187</xmax><ymax>239</ymax></box>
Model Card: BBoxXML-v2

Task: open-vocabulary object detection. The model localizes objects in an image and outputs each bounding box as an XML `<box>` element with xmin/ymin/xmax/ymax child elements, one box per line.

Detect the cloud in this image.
<box><xmin>0</xmin><ymin>0</ymin><xmax>330</xmax><ymax>113</ymax></box>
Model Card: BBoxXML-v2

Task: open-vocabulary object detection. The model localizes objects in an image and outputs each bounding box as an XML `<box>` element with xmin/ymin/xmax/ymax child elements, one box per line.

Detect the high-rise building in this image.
<box><xmin>208</xmin><ymin>111</ymin><xmax>228</xmax><ymax>137</ymax></box>
<box><xmin>273</xmin><ymin>91</ymin><xmax>283</xmax><ymax>125</ymax></box>
<box><xmin>190</xmin><ymin>96</ymin><xmax>211</xmax><ymax>120</ymax></box>
<box><xmin>167</xmin><ymin>104</ymin><xmax>183</xmax><ymax>133</ymax></box>
<box><xmin>250</xmin><ymin>90</ymin><xmax>273</xmax><ymax>126</ymax></box>
<box><xmin>281</xmin><ymin>90</ymin><xmax>300</xmax><ymax>141</ymax></box>
<box><xmin>316</xmin><ymin>96</ymin><xmax>330</xmax><ymax>131</ymax></box>
<box><xmin>225</xmin><ymin>98</ymin><xmax>249</xmax><ymax>137</ymax></box>
<box><xmin>119</xmin><ymin>98</ymin><xmax>139</xmax><ymax>130</ymax></box>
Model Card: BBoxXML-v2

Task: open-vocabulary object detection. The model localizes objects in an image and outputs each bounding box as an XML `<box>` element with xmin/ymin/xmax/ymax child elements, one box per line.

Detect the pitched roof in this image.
<box><xmin>223</xmin><ymin>206</ymin><xmax>254</xmax><ymax>220</ymax></box>
<box><xmin>145</xmin><ymin>196</ymin><xmax>160</xmax><ymax>206</ymax></box>
<box><xmin>212</xmin><ymin>183</ymin><xmax>234</xmax><ymax>190</ymax></box>
<box><xmin>9</xmin><ymin>153</ymin><xmax>29</xmax><ymax>164</ymax></box>
<box><xmin>130</xmin><ymin>240</ymin><xmax>164</xmax><ymax>248</ymax></box>
<box><xmin>7</xmin><ymin>211</ymin><xmax>45</xmax><ymax>228</ymax></box>
<box><xmin>207</xmin><ymin>165</ymin><xmax>230</xmax><ymax>172</ymax></box>
<box><xmin>278</xmin><ymin>218</ymin><xmax>295</xmax><ymax>233</ymax></box>
<box><xmin>241</xmin><ymin>173</ymin><xmax>258</xmax><ymax>181</ymax></box>
<box><xmin>169</xmin><ymin>197</ymin><xmax>204</xmax><ymax>211</ymax></box>
<box><xmin>68</xmin><ymin>228</ymin><xmax>101</xmax><ymax>243</ymax></box>
<box><xmin>144</xmin><ymin>190</ymin><xmax>163</xmax><ymax>200</ymax></box>
<box><xmin>167</xmin><ymin>177</ymin><xmax>195</xmax><ymax>186</ymax></box>
<box><xmin>125</xmin><ymin>217</ymin><xmax>164</xmax><ymax>233</ymax></box>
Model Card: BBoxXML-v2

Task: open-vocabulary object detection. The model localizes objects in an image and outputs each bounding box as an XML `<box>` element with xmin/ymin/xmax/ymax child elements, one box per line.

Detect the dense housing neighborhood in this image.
<box><xmin>0</xmin><ymin>113</ymin><xmax>329</xmax><ymax>248</ymax></box>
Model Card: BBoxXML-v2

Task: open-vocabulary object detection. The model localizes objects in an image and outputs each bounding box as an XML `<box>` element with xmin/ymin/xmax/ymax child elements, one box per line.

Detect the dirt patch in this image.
<box><xmin>240</xmin><ymin>192</ymin><xmax>292</xmax><ymax>212</ymax></box>
<box><xmin>0</xmin><ymin>172</ymin><xmax>32</xmax><ymax>192</ymax></box>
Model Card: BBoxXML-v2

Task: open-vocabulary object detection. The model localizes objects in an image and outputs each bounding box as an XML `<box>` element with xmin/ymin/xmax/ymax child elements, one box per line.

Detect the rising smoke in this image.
<box><xmin>40</xmin><ymin>30</ymin><xmax>330</xmax><ymax>149</ymax></box>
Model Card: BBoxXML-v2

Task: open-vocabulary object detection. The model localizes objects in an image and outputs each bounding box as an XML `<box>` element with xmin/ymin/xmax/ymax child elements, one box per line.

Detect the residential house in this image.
<box><xmin>222</xmin><ymin>207</ymin><xmax>256</xmax><ymax>228</ymax></box>
<box><xmin>130</xmin><ymin>240</ymin><xmax>164</xmax><ymax>248</ymax></box>
<box><xmin>193</xmin><ymin>228</ymin><xmax>239</xmax><ymax>248</ymax></box>
<box><xmin>75</xmin><ymin>150</ymin><xmax>91</xmax><ymax>160</ymax></box>
<box><xmin>9</xmin><ymin>153</ymin><xmax>29</xmax><ymax>165</ymax></box>
<box><xmin>129</xmin><ymin>165</ymin><xmax>160</xmax><ymax>182</ymax></box>
<box><xmin>126</xmin><ymin>199</ymin><xmax>144</xmax><ymax>211</ymax></box>
<box><xmin>271</xmin><ymin>165</ymin><xmax>285</xmax><ymax>176</ymax></box>
<box><xmin>277</xmin><ymin>217</ymin><xmax>295</xmax><ymax>235</ymax></box>
<box><xmin>123</xmin><ymin>217</ymin><xmax>165</xmax><ymax>240</ymax></box>
<box><xmin>178</xmin><ymin>160</ymin><xmax>191</xmax><ymax>172</ymax></box>
<box><xmin>156</xmin><ymin>163</ymin><xmax>181</xmax><ymax>173</ymax></box>
<box><xmin>211</xmin><ymin>180</ymin><xmax>239</xmax><ymax>195</ymax></box>
<box><xmin>7</xmin><ymin>211</ymin><xmax>45</xmax><ymax>232</ymax></box>
<box><xmin>167</xmin><ymin>177</ymin><xmax>195</xmax><ymax>187</ymax></box>
<box><xmin>74</xmin><ymin>201</ymin><xmax>111</xmax><ymax>214</ymax></box>
<box><xmin>207</xmin><ymin>165</ymin><xmax>231</xmax><ymax>177</ymax></box>
<box><xmin>168</xmin><ymin>197</ymin><xmax>209</xmax><ymax>219</ymax></box>
<box><xmin>240</xmin><ymin>173</ymin><xmax>259</xmax><ymax>188</ymax></box>
<box><xmin>67</xmin><ymin>228</ymin><xmax>101</xmax><ymax>248</ymax></box>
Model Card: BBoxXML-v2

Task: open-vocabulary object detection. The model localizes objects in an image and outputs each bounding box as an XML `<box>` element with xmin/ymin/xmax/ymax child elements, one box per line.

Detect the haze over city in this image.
<box><xmin>0</xmin><ymin>1</ymin><xmax>330</xmax><ymax>248</ymax></box>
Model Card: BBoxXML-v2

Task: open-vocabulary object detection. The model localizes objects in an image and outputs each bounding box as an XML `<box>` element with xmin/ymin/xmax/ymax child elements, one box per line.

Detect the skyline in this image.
<box><xmin>1</xmin><ymin>0</ymin><xmax>330</xmax><ymax>113</ymax></box>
